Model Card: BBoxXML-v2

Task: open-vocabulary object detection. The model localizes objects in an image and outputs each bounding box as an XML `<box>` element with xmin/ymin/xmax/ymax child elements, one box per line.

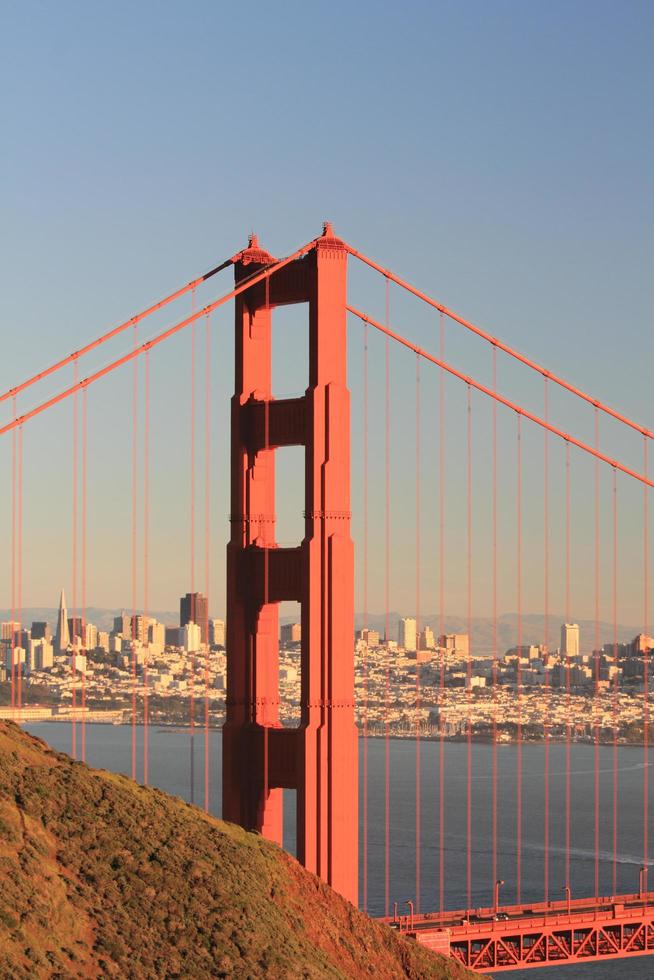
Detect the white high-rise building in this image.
<box><xmin>561</xmin><ymin>623</ymin><xmax>580</xmax><ymax>659</ymax></box>
<box><xmin>55</xmin><ymin>589</ymin><xmax>70</xmax><ymax>654</ymax></box>
<box><xmin>398</xmin><ymin>617</ymin><xmax>417</xmax><ymax>652</ymax></box>
<box><xmin>29</xmin><ymin>638</ymin><xmax>54</xmax><ymax>671</ymax></box>
<box><xmin>84</xmin><ymin>623</ymin><xmax>98</xmax><ymax>650</ymax></box>
<box><xmin>184</xmin><ymin>622</ymin><xmax>202</xmax><ymax>653</ymax></box>
<box><xmin>148</xmin><ymin>621</ymin><xmax>166</xmax><ymax>647</ymax></box>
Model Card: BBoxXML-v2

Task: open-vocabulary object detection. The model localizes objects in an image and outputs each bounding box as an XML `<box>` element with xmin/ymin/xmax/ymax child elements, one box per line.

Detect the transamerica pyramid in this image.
<box><xmin>54</xmin><ymin>588</ymin><xmax>70</xmax><ymax>654</ymax></box>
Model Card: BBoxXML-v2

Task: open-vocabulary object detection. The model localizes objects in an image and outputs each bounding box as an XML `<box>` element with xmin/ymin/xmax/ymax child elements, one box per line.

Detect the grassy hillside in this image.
<box><xmin>0</xmin><ymin>722</ymin><xmax>479</xmax><ymax>979</ymax></box>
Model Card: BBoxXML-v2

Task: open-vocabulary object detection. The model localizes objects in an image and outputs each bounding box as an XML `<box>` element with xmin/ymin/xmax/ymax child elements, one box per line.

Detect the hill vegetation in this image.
<box><xmin>0</xmin><ymin>722</ymin><xmax>479</xmax><ymax>979</ymax></box>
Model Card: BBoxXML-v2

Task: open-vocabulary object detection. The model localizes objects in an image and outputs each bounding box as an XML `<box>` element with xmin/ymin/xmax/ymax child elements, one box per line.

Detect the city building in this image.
<box><xmin>55</xmin><ymin>589</ymin><xmax>70</xmax><ymax>653</ymax></box>
<box><xmin>281</xmin><ymin>622</ymin><xmax>301</xmax><ymax>644</ymax></box>
<box><xmin>0</xmin><ymin>621</ymin><xmax>21</xmax><ymax>643</ymax></box>
<box><xmin>438</xmin><ymin>633</ymin><xmax>469</xmax><ymax>659</ymax></box>
<box><xmin>418</xmin><ymin>626</ymin><xmax>436</xmax><ymax>650</ymax></box>
<box><xmin>209</xmin><ymin>619</ymin><xmax>225</xmax><ymax>647</ymax></box>
<box><xmin>113</xmin><ymin>612</ymin><xmax>132</xmax><ymax>637</ymax></box>
<box><xmin>31</xmin><ymin>621</ymin><xmax>51</xmax><ymax>640</ymax></box>
<box><xmin>165</xmin><ymin>626</ymin><xmax>183</xmax><ymax>647</ymax></box>
<box><xmin>84</xmin><ymin>623</ymin><xmax>98</xmax><ymax>650</ymax></box>
<box><xmin>3</xmin><ymin>646</ymin><xmax>26</xmax><ymax>673</ymax></box>
<box><xmin>68</xmin><ymin>617</ymin><xmax>84</xmax><ymax>644</ymax></box>
<box><xmin>148</xmin><ymin>621</ymin><xmax>166</xmax><ymax>647</ymax></box>
<box><xmin>398</xmin><ymin>618</ymin><xmax>417</xmax><ymax>652</ymax></box>
<box><xmin>358</xmin><ymin>628</ymin><xmax>380</xmax><ymax>647</ymax></box>
<box><xmin>130</xmin><ymin>615</ymin><xmax>147</xmax><ymax>644</ymax></box>
<box><xmin>70</xmin><ymin>652</ymin><xmax>87</xmax><ymax>674</ymax></box>
<box><xmin>183</xmin><ymin>622</ymin><xmax>202</xmax><ymax>653</ymax></box>
<box><xmin>109</xmin><ymin>634</ymin><xmax>123</xmax><ymax>653</ymax></box>
<box><xmin>29</xmin><ymin>638</ymin><xmax>53</xmax><ymax>671</ymax></box>
<box><xmin>561</xmin><ymin>623</ymin><xmax>580</xmax><ymax>659</ymax></box>
<box><xmin>180</xmin><ymin>592</ymin><xmax>208</xmax><ymax>644</ymax></box>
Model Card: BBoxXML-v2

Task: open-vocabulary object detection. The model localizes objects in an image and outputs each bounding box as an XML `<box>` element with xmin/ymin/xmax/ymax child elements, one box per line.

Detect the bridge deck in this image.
<box><xmin>382</xmin><ymin>891</ymin><xmax>654</xmax><ymax>972</ymax></box>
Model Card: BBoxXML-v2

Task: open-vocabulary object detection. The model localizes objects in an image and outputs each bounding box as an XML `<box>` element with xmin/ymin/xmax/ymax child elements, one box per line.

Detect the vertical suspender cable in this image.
<box><xmin>612</xmin><ymin>468</ymin><xmax>618</xmax><ymax>896</ymax></box>
<box><xmin>384</xmin><ymin>277</ymin><xmax>391</xmax><ymax>917</ymax></box>
<box><xmin>10</xmin><ymin>401</ymin><xmax>16</xmax><ymax>715</ymax></box>
<box><xmin>17</xmin><ymin>426</ymin><xmax>23</xmax><ymax>710</ymax></box>
<box><xmin>466</xmin><ymin>385</ymin><xmax>473</xmax><ymax>909</ymax></box>
<box><xmin>189</xmin><ymin>290</ymin><xmax>197</xmax><ymax>804</ymax></box>
<box><xmin>204</xmin><ymin>312</ymin><xmax>211</xmax><ymax>812</ymax></box>
<box><xmin>81</xmin><ymin>389</ymin><xmax>87</xmax><ymax>762</ymax></box>
<box><xmin>565</xmin><ymin>442</ymin><xmax>571</xmax><ymax>893</ymax></box>
<box><xmin>143</xmin><ymin>350</ymin><xmax>150</xmax><ymax>786</ymax></box>
<box><xmin>644</xmin><ymin>439</ymin><xmax>649</xmax><ymax>894</ymax></box>
<box><xmin>594</xmin><ymin>410</ymin><xmax>600</xmax><ymax>900</ymax></box>
<box><xmin>72</xmin><ymin>362</ymin><xmax>79</xmax><ymax>759</ymax></box>
<box><xmin>516</xmin><ymin>413</ymin><xmax>523</xmax><ymax>904</ymax></box>
<box><xmin>415</xmin><ymin>354</ymin><xmax>421</xmax><ymax>912</ymax></box>
<box><xmin>438</xmin><ymin>311</ymin><xmax>446</xmax><ymax>914</ymax></box>
<box><xmin>362</xmin><ymin>319</ymin><xmax>369</xmax><ymax>911</ymax></box>
<box><xmin>492</xmin><ymin>348</ymin><xmax>498</xmax><ymax>896</ymax></box>
<box><xmin>543</xmin><ymin>379</ymin><xmax>550</xmax><ymax>904</ymax></box>
<box><xmin>131</xmin><ymin>327</ymin><xmax>138</xmax><ymax>781</ymax></box>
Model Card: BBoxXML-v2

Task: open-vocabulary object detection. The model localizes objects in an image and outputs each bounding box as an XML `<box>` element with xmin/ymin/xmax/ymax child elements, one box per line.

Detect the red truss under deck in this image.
<box><xmin>386</xmin><ymin>892</ymin><xmax>654</xmax><ymax>972</ymax></box>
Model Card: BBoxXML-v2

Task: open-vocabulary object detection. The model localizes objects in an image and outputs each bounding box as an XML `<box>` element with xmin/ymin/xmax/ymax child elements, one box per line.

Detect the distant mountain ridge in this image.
<box><xmin>1</xmin><ymin>608</ymin><xmax>641</xmax><ymax>656</ymax></box>
<box><xmin>359</xmin><ymin>612</ymin><xmax>641</xmax><ymax>657</ymax></box>
<box><xmin>0</xmin><ymin>608</ymin><xmax>179</xmax><ymax>632</ymax></box>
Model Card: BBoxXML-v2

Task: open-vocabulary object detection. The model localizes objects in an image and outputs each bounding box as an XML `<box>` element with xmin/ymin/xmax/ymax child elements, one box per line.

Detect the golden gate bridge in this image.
<box><xmin>2</xmin><ymin>223</ymin><xmax>653</xmax><ymax>972</ymax></box>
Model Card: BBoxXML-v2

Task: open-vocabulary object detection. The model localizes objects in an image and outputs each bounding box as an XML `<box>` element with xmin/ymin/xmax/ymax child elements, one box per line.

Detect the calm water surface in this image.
<box><xmin>24</xmin><ymin>723</ymin><xmax>654</xmax><ymax>979</ymax></box>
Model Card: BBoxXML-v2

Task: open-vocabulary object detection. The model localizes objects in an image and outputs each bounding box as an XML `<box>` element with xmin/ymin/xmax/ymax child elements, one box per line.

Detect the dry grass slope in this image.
<box><xmin>0</xmin><ymin>722</ymin><xmax>480</xmax><ymax>979</ymax></box>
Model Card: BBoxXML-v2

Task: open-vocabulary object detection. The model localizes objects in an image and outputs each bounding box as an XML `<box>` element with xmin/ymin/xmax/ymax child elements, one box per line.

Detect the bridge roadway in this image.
<box><xmin>382</xmin><ymin>890</ymin><xmax>654</xmax><ymax>972</ymax></box>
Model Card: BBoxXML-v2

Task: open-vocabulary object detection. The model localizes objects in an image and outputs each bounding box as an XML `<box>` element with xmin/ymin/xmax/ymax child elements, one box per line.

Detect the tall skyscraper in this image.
<box><xmin>209</xmin><ymin>619</ymin><xmax>225</xmax><ymax>647</ymax></box>
<box><xmin>31</xmin><ymin>621</ymin><xmax>51</xmax><ymax>641</ymax></box>
<box><xmin>1</xmin><ymin>621</ymin><xmax>21</xmax><ymax>643</ymax></box>
<box><xmin>419</xmin><ymin>626</ymin><xmax>436</xmax><ymax>650</ymax></box>
<box><xmin>55</xmin><ymin>589</ymin><xmax>70</xmax><ymax>654</ymax></box>
<box><xmin>113</xmin><ymin>613</ymin><xmax>132</xmax><ymax>637</ymax></box>
<box><xmin>148</xmin><ymin>621</ymin><xmax>166</xmax><ymax>647</ymax></box>
<box><xmin>398</xmin><ymin>617</ymin><xmax>417</xmax><ymax>652</ymax></box>
<box><xmin>183</xmin><ymin>622</ymin><xmax>202</xmax><ymax>653</ymax></box>
<box><xmin>84</xmin><ymin>623</ymin><xmax>98</xmax><ymax>650</ymax></box>
<box><xmin>180</xmin><ymin>592</ymin><xmax>208</xmax><ymax>644</ymax></box>
<box><xmin>68</xmin><ymin>617</ymin><xmax>84</xmax><ymax>644</ymax></box>
<box><xmin>129</xmin><ymin>615</ymin><xmax>146</xmax><ymax>643</ymax></box>
<box><xmin>29</xmin><ymin>638</ymin><xmax>54</xmax><ymax>671</ymax></box>
<box><xmin>561</xmin><ymin>623</ymin><xmax>580</xmax><ymax>659</ymax></box>
<box><xmin>280</xmin><ymin>622</ymin><xmax>301</xmax><ymax>644</ymax></box>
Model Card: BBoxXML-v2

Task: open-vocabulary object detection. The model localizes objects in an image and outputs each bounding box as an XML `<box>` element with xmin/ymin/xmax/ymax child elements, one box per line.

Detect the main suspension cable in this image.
<box><xmin>346</xmin><ymin>307</ymin><xmax>654</xmax><ymax>490</ymax></box>
<box><xmin>345</xmin><ymin>244</ymin><xmax>653</xmax><ymax>441</ymax></box>
<box><xmin>0</xmin><ymin>241</ymin><xmax>319</xmax><ymax>440</ymax></box>
<box><xmin>0</xmin><ymin>257</ymin><xmax>236</xmax><ymax>407</ymax></box>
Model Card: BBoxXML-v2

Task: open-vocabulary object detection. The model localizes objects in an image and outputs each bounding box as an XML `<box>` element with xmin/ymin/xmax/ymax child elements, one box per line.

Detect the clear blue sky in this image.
<box><xmin>1</xmin><ymin>0</ymin><xmax>652</xmax><ymax>634</ymax></box>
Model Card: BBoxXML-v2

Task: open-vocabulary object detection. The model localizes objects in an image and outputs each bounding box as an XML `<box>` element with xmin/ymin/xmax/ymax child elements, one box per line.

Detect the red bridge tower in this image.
<box><xmin>223</xmin><ymin>224</ymin><xmax>358</xmax><ymax>904</ymax></box>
